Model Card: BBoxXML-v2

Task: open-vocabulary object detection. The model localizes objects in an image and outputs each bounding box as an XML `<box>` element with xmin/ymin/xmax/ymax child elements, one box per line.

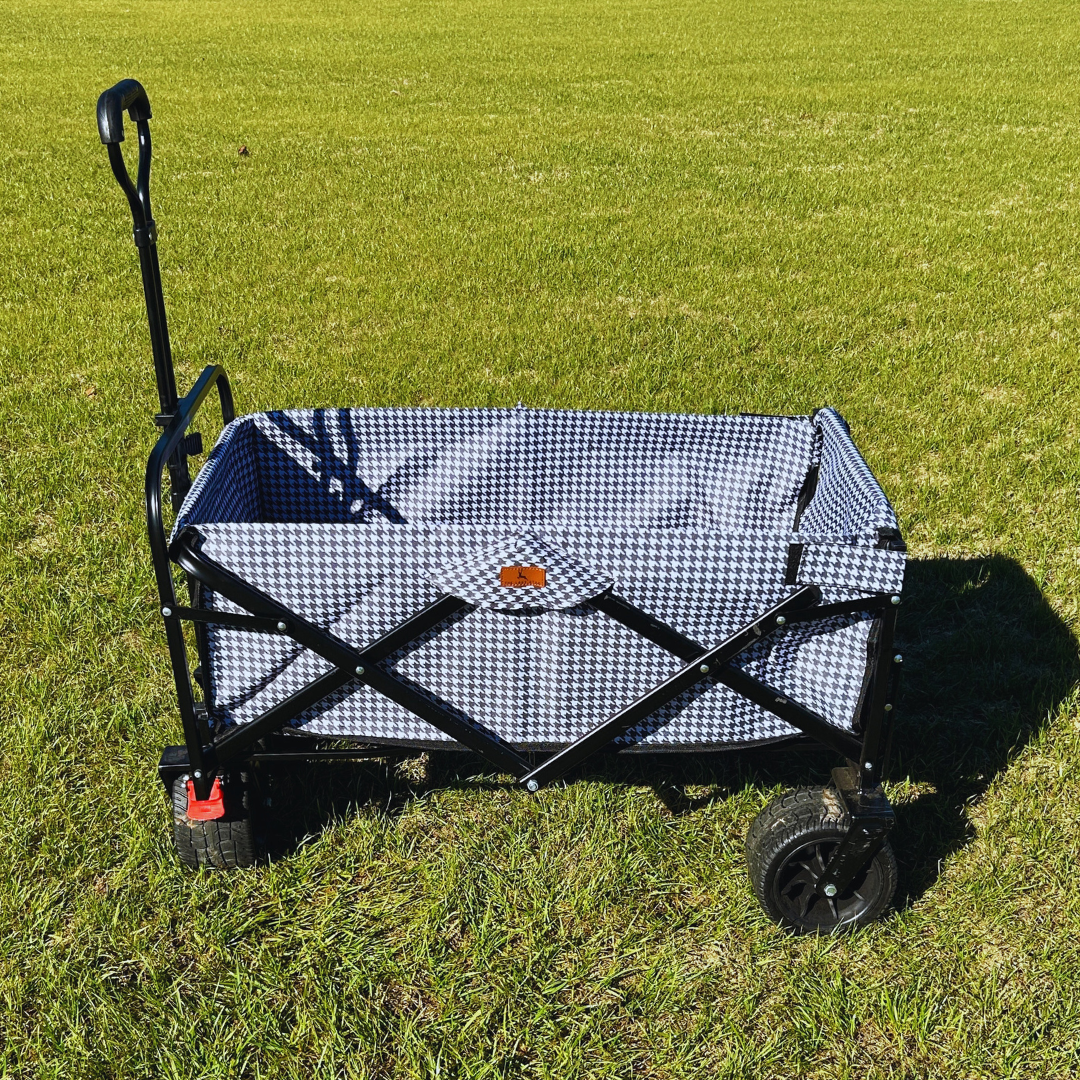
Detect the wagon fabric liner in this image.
<box><xmin>174</xmin><ymin>404</ymin><xmax>904</xmax><ymax>751</ymax></box>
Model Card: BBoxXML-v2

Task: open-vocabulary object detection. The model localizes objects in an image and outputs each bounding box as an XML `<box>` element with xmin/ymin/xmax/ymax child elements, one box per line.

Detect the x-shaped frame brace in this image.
<box><xmin>170</xmin><ymin>526</ymin><xmax>867</xmax><ymax>792</ymax></box>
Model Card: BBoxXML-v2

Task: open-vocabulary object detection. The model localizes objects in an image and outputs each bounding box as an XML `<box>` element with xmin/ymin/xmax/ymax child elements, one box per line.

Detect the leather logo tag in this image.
<box><xmin>500</xmin><ymin>565</ymin><xmax>546</xmax><ymax>588</ymax></box>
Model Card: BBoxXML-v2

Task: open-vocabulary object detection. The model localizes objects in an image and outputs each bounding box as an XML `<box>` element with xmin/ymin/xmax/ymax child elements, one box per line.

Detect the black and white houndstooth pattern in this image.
<box><xmin>174</xmin><ymin>406</ymin><xmax>903</xmax><ymax>748</ymax></box>
<box><xmin>178</xmin><ymin>408</ymin><xmax>819</xmax><ymax>532</ymax></box>
<box><xmin>428</xmin><ymin>531</ymin><xmax>614</xmax><ymax>611</ymax></box>
<box><xmin>799</xmin><ymin>408</ymin><xmax>898</xmax><ymax>541</ymax></box>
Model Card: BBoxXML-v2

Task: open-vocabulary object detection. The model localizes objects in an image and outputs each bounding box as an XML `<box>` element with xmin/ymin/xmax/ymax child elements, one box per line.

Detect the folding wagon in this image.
<box><xmin>99</xmin><ymin>80</ymin><xmax>907</xmax><ymax>932</ymax></box>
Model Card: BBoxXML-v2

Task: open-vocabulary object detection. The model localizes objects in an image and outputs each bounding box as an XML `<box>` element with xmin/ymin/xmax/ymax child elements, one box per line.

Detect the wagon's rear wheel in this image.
<box><xmin>171</xmin><ymin>772</ymin><xmax>259</xmax><ymax>869</ymax></box>
<box><xmin>745</xmin><ymin>787</ymin><xmax>897</xmax><ymax>933</ymax></box>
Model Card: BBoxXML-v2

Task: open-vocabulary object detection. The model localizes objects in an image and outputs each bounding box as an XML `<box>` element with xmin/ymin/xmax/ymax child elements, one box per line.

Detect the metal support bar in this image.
<box><xmin>170</xmin><ymin>529</ymin><xmax>531</xmax><ymax>777</ymax></box>
<box><xmin>879</xmin><ymin>643</ymin><xmax>904</xmax><ymax>779</ymax></box>
<box><xmin>144</xmin><ymin>365</ymin><xmax>234</xmax><ymax>800</ymax></box>
<box><xmin>713</xmin><ymin>666</ymin><xmax>864</xmax><ymax>761</ymax></box>
<box><xmin>161</xmin><ymin>743</ymin><xmax>412</xmax><ymax>783</ymax></box>
<box><xmin>595</xmin><ymin>586</ymin><xmax>865</xmax><ymax>764</ymax></box>
<box><xmin>358</xmin><ymin>595</ymin><xmax>467</xmax><ymax>663</ymax></box>
<box><xmin>816</xmin><ymin>765</ymin><xmax>896</xmax><ymax>895</ymax></box>
<box><xmin>187</xmin><ymin>580</ymin><xmax>213</xmax><ymax>716</ymax></box>
<box><xmin>521</xmin><ymin>586</ymin><xmax>823</xmax><ymax>789</ymax></box>
<box><xmin>213</xmin><ymin>668</ymin><xmax>355</xmax><ymax>765</ymax></box>
<box><xmin>358</xmin><ymin>665</ymin><xmax>530</xmax><ymax>777</ymax></box>
<box><xmin>176</xmin><ymin>587</ymin><xmax>466</xmax><ymax>645</ymax></box>
<box><xmin>591</xmin><ymin>592</ymin><xmax>704</xmax><ymax>662</ymax></box>
<box><xmin>146</xmin><ymin>365</ymin><xmax>233</xmax><ymax>603</ymax></box>
<box><xmin>856</xmin><ymin>602</ymin><xmax>900</xmax><ymax>787</ymax></box>
<box><xmin>783</xmin><ymin>594</ymin><xmax>895</xmax><ymax>623</ymax></box>
<box><xmin>247</xmin><ymin>749</ymin><xmax>404</xmax><ymax>764</ymax></box>
<box><xmin>173</xmin><ymin>607</ymin><xmax>287</xmax><ymax>633</ymax></box>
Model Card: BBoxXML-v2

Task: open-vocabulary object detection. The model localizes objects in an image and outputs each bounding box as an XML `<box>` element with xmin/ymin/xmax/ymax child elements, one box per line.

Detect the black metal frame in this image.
<box><xmin>101</xmin><ymin>80</ymin><xmax>903</xmax><ymax>895</ymax></box>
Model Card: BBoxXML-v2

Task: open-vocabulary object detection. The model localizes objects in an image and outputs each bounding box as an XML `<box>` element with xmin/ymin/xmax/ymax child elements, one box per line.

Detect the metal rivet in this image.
<box><xmin>775</xmin><ymin>696</ymin><xmax>787</xmax><ymax>705</ymax></box>
<box><xmin>893</xmin><ymin>654</ymin><xmax>903</xmax><ymax>664</ymax></box>
<box><xmin>699</xmin><ymin>663</ymin><xmax>710</xmax><ymax>674</ymax></box>
<box><xmin>776</xmin><ymin>615</ymin><xmax>786</xmax><ymax>626</ymax></box>
<box><xmin>355</xmin><ymin>665</ymin><xmax>365</xmax><ymax>677</ymax></box>
<box><xmin>193</xmin><ymin>770</ymin><xmax>202</xmax><ymax>779</ymax></box>
<box><xmin>891</xmin><ymin>595</ymin><xmax>901</xmax><ymax>606</ymax></box>
<box><xmin>884</xmin><ymin>703</ymin><xmax>893</xmax><ymax>712</ymax></box>
<box><xmin>276</xmin><ymin>620</ymin><xmax>287</xmax><ymax>632</ymax></box>
<box><xmin>864</xmin><ymin>761</ymin><xmax>873</xmax><ymax>770</ymax></box>
<box><xmin>161</xmin><ymin>606</ymin><xmax>173</xmax><ymax>617</ymax></box>
<box><xmin>823</xmin><ymin>884</ymin><xmax>838</xmax><ymax>898</ymax></box>
<box><xmin>526</xmin><ymin>779</ymin><xmax>539</xmax><ymax>792</ymax></box>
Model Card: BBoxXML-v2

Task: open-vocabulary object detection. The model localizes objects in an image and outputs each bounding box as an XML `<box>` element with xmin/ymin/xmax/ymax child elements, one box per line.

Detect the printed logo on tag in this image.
<box><xmin>500</xmin><ymin>565</ymin><xmax>546</xmax><ymax>588</ymax></box>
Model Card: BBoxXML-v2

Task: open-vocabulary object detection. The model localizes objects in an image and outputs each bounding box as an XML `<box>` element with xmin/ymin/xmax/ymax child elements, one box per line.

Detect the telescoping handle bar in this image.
<box><xmin>98</xmin><ymin>78</ymin><xmax>196</xmax><ymax>510</ymax></box>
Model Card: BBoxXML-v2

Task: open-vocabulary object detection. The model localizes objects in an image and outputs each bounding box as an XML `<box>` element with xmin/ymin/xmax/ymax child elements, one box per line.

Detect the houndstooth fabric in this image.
<box><xmin>796</xmin><ymin>540</ymin><xmax>905</xmax><ymax>594</ymax></box>
<box><xmin>176</xmin><ymin>419</ymin><xmax>262</xmax><ymax>527</ymax></box>
<box><xmin>799</xmin><ymin>408</ymin><xmax>898</xmax><ymax>541</ymax></box>
<box><xmin>173</xmin><ymin>406</ymin><xmax>903</xmax><ymax>748</ymax></box>
<box><xmin>428</xmin><ymin>531</ymin><xmax>614</xmax><ymax>611</ymax></box>
<box><xmin>177</xmin><ymin>408</ymin><xmax>818</xmax><ymax>532</ymax></box>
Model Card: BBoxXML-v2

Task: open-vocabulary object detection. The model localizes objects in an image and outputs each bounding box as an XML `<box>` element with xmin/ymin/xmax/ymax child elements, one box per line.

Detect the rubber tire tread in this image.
<box><xmin>171</xmin><ymin>774</ymin><xmax>257</xmax><ymax>869</ymax></box>
<box><xmin>745</xmin><ymin>786</ymin><xmax>897</xmax><ymax>933</ymax></box>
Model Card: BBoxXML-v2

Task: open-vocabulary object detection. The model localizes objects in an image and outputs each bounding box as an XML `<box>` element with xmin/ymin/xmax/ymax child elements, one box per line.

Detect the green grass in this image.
<box><xmin>3</xmin><ymin>0</ymin><xmax>1080</xmax><ymax>1075</ymax></box>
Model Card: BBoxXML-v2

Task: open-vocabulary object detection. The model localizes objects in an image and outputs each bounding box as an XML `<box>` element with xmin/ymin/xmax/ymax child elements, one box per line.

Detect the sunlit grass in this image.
<box><xmin>2</xmin><ymin>0</ymin><xmax>1080</xmax><ymax>1075</ymax></box>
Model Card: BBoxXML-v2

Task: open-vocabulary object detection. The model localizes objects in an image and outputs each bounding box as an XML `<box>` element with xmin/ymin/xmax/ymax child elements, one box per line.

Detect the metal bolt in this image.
<box><xmin>776</xmin><ymin>615</ymin><xmax>786</xmax><ymax>626</ymax></box>
<box><xmin>355</xmin><ymin>665</ymin><xmax>365</xmax><ymax>677</ymax></box>
<box><xmin>884</xmin><ymin>703</ymin><xmax>893</xmax><ymax>712</ymax></box>
<box><xmin>699</xmin><ymin>663</ymin><xmax>710</xmax><ymax>674</ymax></box>
<box><xmin>864</xmin><ymin>761</ymin><xmax>873</xmax><ymax>771</ymax></box>
<box><xmin>893</xmin><ymin>654</ymin><xmax>903</xmax><ymax>664</ymax></box>
<box><xmin>193</xmin><ymin>770</ymin><xmax>202</xmax><ymax>779</ymax></box>
<box><xmin>823</xmin><ymin>884</ymin><xmax>838</xmax><ymax>898</ymax></box>
<box><xmin>526</xmin><ymin>779</ymin><xmax>539</xmax><ymax>792</ymax></box>
<box><xmin>276</xmin><ymin>620</ymin><xmax>287</xmax><ymax>633</ymax></box>
<box><xmin>161</xmin><ymin>606</ymin><xmax>173</xmax><ymax>617</ymax></box>
<box><xmin>891</xmin><ymin>595</ymin><xmax>901</xmax><ymax>606</ymax></box>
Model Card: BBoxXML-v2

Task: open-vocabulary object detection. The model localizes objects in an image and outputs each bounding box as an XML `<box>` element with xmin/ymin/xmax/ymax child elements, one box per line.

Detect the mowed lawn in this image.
<box><xmin>2</xmin><ymin>0</ymin><xmax>1080</xmax><ymax>1075</ymax></box>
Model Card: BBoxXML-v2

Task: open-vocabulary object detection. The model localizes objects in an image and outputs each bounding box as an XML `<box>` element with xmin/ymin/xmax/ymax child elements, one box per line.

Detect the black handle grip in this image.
<box><xmin>98</xmin><ymin>77</ymin><xmax>181</xmax><ymax>437</ymax></box>
<box><xmin>97</xmin><ymin>79</ymin><xmax>152</xmax><ymax>144</ymax></box>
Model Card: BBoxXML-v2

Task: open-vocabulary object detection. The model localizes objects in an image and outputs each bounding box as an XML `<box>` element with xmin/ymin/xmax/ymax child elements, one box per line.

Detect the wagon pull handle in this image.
<box><xmin>98</xmin><ymin>78</ymin><xmax>193</xmax><ymax>508</ymax></box>
<box><xmin>97</xmin><ymin>78</ymin><xmax>151</xmax><ymax>145</ymax></box>
<box><xmin>97</xmin><ymin>80</ymin><xmax>159</xmax><ymax>250</ymax></box>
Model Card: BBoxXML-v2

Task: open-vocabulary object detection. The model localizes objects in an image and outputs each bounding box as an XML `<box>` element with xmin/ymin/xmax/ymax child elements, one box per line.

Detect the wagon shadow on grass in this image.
<box><xmin>873</xmin><ymin>554</ymin><xmax>1079</xmax><ymax>907</ymax></box>
<box><xmin>639</xmin><ymin>554</ymin><xmax>1080</xmax><ymax>910</ymax></box>
<box><xmin>258</xmin><ymin>555</ymin><xmax>1079</xmax><ymax>909</ymax></box>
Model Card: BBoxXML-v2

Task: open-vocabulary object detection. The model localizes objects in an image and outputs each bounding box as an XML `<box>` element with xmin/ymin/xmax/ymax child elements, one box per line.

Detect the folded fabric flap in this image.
<box><xmin>426</xmin><ymin>531</ymin><xmax>614</xmax><ymax>611</ymax></box>
<box><xmin>797</xmin><ymin>541</ymin><xmax>905</xmax><ymax>594</ymax></box>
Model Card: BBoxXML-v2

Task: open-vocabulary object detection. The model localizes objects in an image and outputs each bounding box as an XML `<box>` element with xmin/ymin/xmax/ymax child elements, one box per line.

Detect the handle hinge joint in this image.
<box><xmin>132</xmin><ymin>219</ymin><xmax>158</xmax><ymax>247</ymax></box>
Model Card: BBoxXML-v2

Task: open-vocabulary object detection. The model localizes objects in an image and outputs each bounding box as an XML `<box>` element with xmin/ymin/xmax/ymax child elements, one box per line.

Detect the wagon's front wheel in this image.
<box><xmin>745</xmin><ymin>787</ymin><xmax>897</xmax><ymax>933</ymax></box>
<box><xmin>171</xmin><ymin>772</ymin><xmax>258</xmax><ymax>869</ymax></box>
